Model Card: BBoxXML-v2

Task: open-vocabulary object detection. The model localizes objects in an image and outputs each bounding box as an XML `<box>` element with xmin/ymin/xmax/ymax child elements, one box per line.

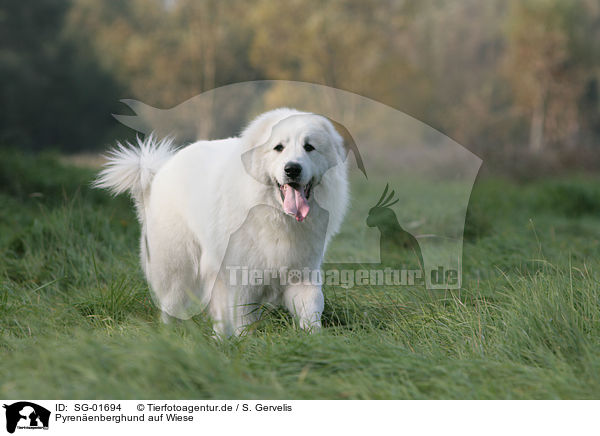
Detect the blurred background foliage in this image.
<box><xmin>1</xmin><ymin>0</ymin><xmax>600</xmax><ymax>175</ymax></box>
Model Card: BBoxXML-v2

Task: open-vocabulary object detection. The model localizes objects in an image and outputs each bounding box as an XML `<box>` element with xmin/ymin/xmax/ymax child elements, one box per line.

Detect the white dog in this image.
<box><xmin>95</xmin><ymin>108</ymin><xmax>349</xmax><ymax>336</ymax></box>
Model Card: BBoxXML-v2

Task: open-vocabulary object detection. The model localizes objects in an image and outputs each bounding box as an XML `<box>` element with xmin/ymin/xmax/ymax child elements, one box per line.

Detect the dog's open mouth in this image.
<box><xmin>276</xmin><ymin>181</ymin><xmax>312</xmax><ymax>222</ymax></box>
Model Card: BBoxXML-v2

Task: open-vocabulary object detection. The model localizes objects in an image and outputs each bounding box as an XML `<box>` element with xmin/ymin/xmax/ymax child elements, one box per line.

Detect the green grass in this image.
<box><xmin>1</xmin><ymin>150</ymin><xmax>600</xmax><ymax>399</ymax></box>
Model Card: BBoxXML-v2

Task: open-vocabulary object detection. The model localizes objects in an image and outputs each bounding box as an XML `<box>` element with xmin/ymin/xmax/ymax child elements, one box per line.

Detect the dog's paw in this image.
<box><xmin>299</xmin><ymin>318</ymin><xmax>322</xmax><ymax>334</ymax></box>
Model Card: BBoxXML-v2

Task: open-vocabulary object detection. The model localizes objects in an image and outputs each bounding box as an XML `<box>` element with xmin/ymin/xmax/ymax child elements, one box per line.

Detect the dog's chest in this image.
<box><xmin>222</xmin><ymin>204</ymin><xmax>328</xmax><ymax>270</ymax></box>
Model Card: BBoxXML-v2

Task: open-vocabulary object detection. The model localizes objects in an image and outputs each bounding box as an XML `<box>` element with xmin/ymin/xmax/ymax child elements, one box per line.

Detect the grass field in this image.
<box><xmin>1</xmin><ymin>149</ymin><xmax>600</xmax><ymax>399</ymax></box>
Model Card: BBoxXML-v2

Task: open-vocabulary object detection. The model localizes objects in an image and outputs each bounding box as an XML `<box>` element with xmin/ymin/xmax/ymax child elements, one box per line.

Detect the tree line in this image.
<box><xmin>1</xmin><ymin>0</ymin><xmax>599</xmax><ymax>173</ymax></box>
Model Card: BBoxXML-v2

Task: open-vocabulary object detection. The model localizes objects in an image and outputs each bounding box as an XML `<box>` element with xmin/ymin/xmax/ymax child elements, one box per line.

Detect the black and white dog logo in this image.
<box><xmin>3</xmin><ymin>402</ymin><xmax>50</xmax><ymax>433</ymax></box>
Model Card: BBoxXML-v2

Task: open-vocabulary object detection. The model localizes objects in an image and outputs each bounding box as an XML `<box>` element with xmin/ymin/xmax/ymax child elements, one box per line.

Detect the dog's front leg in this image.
<box><xmin>209</xmin><ymin>281</ymin><xmax>262</xmax><ymax>337</ymax></box>
<box><xmin>283</xmin><ymin>285</ymin><xmax>324</xmax><ymax>332</ymax></box>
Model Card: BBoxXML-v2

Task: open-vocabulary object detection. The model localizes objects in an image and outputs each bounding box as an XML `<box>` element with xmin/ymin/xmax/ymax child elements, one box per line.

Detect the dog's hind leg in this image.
<box><xmin>145</xmin><ymin>222</ymin><xmax>210</xmax><ymax>322</ymax></box>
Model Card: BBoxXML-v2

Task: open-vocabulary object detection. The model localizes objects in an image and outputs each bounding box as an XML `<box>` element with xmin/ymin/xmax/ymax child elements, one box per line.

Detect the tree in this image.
<box><xmin>0</xmin><ymin>0</ymin><xmax>123</xmax><ymax>150</ymax></box>
<box><xmin>504</xmin><ymin>0</ymin><xmax>599</xmax><ymax>152</ymax></box>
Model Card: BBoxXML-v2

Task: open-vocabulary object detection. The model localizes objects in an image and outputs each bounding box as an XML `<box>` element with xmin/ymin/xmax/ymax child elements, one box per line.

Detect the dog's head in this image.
<box><xmin>242</xmin><ymin>109</ymin><xmax>345</xmax><ymax>222</ymax></box>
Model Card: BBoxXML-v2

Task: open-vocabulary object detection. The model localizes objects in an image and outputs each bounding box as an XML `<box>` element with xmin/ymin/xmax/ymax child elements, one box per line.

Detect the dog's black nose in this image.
<box><xmin>284</xmin><ymin>162</ymin><xmax>302</xmax><ymax>179</ymax></box>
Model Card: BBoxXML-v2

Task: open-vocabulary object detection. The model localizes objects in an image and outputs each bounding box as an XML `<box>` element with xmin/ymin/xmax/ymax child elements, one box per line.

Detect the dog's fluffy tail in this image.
<box><xmin>94</xmin><ymin>133</ymin><xmax>175</xmax><ymax>209</ymax></box>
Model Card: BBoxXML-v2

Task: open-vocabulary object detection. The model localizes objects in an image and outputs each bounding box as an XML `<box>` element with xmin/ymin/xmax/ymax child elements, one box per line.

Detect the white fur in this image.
<box><xmin>93</xmin><ymin>133</ymin><xmax>176</xmax><ymax>220</ymax></box>
<box><xmin>96</xmin><ymin>108</ymin><xmax>349</xmax><ymax>336</ymax></box>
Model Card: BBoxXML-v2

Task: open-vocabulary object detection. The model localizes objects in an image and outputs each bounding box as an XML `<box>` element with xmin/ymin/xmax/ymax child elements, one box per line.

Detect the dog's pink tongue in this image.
<box><xmin>282</xmin><ymin>184</ymin><xmax>310</xmax><ymax>222</ymax></box>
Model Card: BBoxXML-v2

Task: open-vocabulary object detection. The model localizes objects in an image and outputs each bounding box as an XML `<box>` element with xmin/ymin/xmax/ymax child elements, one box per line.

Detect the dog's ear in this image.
<box><xmin>241</xmin><ymin>110</ymin><xmax>296</xmax><ymax>184</ymax></box>
<box><xmin>241</xmin><ymin>145</ymin><xmax>269</xmax><ymax>185</ymax></box>
<box><xmin>240</xmin><ymin>112</ymin><xmax>276</xmax><ymax>184</ymax></box>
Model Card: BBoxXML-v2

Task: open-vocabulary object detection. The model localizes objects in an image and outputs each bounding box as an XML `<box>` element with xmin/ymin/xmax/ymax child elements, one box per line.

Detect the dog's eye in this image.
<box><xmin>304</xmin><ymin>143</ymin><xmax>315</xmax><ymax>152</ymax></box>
<box><xmin>273</xmin><ymin>144</ymin><xmax>284</xmax><ymax>152</ymax></box>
